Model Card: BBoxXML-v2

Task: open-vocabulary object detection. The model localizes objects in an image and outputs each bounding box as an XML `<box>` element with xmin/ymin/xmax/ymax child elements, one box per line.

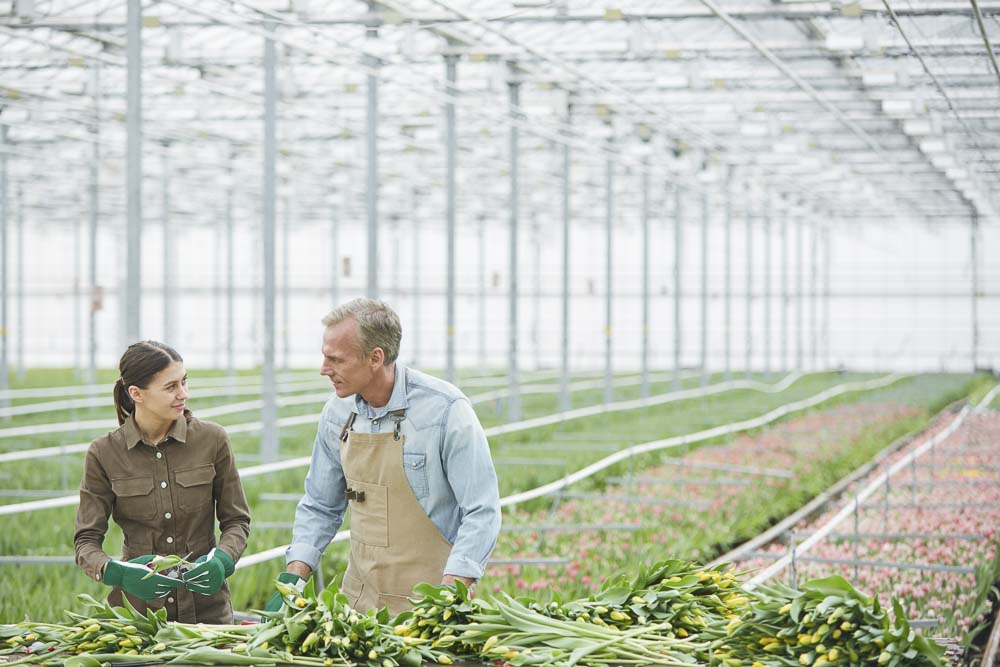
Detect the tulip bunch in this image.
<box><xmin>716</xmin><ymin>575</ymin><xmax>945</xmax><ymax>667</ymax></box>
<box><xmin>515</xmin><ymin>559</ymin><xmax>747</xmax><ymax>639</ymax></box>
<box><xmin>251</xmin><ymin>577</ymin><xmax>422</xmax><ymax>667</ymax></box>
<box><xmin>392</xmin><ymin>579</ymin><xmax>478</xmax><ymax>662</ymax></box>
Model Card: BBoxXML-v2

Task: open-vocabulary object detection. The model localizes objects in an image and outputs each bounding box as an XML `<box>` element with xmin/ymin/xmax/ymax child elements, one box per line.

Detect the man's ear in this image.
<box><xmin>370</xmin><ymin>347</ymin><xmax>385</xmax><ymax>368</ymax></box>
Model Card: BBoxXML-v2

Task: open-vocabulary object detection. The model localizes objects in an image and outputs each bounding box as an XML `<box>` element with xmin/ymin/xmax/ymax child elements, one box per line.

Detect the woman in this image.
<box><xmin>74</xmin><ymin>341</ymin><xmax>251</xmax><ymax>624</ymax></box>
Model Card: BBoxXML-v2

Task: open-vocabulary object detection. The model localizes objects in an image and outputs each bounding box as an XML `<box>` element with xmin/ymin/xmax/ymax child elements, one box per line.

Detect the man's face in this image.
<box><xmin>320</xmin><ymin>319</ymin><xmax>375</xmax><ymax>398</ymax></box>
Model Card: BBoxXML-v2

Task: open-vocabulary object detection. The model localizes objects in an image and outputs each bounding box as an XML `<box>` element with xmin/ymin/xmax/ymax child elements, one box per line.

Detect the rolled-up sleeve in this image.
<box><xmin>214</xmin><ymin>433</ymin><xmax>251</xmax><ymax>563</ymax></box>
<box><xmin>286</xmin><ymin>413</ymin><xmax>349</xmax><ymax>571</ymax></box>
<box><xmin>440</xmin><ymin>398</ymin><xmax>501</xmax><ymax>579</ymax></box>
<box><xmin>74</xmin><ymin>446</ymin><xmax>114</xmax><ymax>582</ymax></box>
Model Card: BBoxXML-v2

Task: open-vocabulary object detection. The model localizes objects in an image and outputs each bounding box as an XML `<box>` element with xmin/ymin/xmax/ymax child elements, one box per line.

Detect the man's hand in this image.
<box><xmin>262</xmin><ymin>562</ymin><xmax>312</xmax><ymax>616</ymax></box>
<box><xmin>441</xmin><ymin>574</ymin><xmax>475</xmax><ymax>588</ymax></box>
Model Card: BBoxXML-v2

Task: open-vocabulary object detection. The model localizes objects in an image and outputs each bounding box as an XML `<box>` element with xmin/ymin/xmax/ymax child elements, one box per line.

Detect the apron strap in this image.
<box><xmin>389</xmin><ymin>409</ymin><xmax>406</xmax><ymax>441</ymax></box>
<box><xmin>339</xmin><ymin>412</ymin><xmax>358</xmax><ymax>442</ymax></box>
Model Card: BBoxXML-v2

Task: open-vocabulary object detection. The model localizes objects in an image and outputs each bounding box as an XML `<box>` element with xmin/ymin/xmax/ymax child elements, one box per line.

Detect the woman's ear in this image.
<box><xmin>128</xmin><ymin>385</ymin><xmax>143</xmax><ymax>404</ymax></box>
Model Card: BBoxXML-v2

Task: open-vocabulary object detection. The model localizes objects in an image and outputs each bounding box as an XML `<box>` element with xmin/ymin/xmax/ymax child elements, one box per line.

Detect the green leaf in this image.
<box><xmin>911</xmin><ymin>634</ymin><xmax>945</xmax><ymax>667</ymax></box>
<box><xmin>167</xmin><ymin>646</ymin><xmax>281</xmax><ymax>664</ymax></box>
<box><xmin>801</xmin><ymin>575</ymin><xmax>868</xmax><ymax>602</ymax></box>
<box><xmin>790</xmin><ymin>596</ymin><xmax>805</xmax><ymax>623</ymax></box>
<box><xmin>597</xmin><ymin>587</ymin><xmax>630</xmax><ymax>606</ymax></box>
<box><xmin>410</xmin><ymin>583</ymin><xmax>440</xmax><ymax>599</ymax></box>
<box><xmin>63</xmin><ymin>658</ymin><xmax>103</xmax><ymax>667</ymax></box>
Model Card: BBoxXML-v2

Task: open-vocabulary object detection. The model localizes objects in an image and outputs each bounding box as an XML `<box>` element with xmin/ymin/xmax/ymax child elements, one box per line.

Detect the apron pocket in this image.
<box><xmin>346</xmin><ymin>479</ymin><xmax>389</xmax><ymax>547</ymax></box>
<box><xmin>175</xmin><ymin>464</ymin><xmax>216</xmax><ymax>512</ymax></box>
<box><xmin>402</xmin><ymin>452</ymin><xmax>429</xmax><ymax>499</ymax></box>
<box><xmin>111</xmin><ymin>476</ymin><xmax>156</xmax><ymax>521</ymax></box>
<box><xmin>342</xmin><ymin>569</ymin><xmax>365</xmax><ymax>609</ymax></box>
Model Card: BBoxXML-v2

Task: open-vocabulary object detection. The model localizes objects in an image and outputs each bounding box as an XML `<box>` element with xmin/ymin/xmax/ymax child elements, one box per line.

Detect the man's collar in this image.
<box><xmin>122</xmin><ymin>413</ymin><xmax>188</xmax><ymax>449</ymax></box>
<box><xmin>353</xmin><ymin>363</ymin><xmax>409</xmax><ymax>418</ymax></box>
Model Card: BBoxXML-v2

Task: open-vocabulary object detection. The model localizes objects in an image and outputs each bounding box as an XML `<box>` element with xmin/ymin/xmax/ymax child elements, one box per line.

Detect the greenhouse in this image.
<box><xmin>1</xmin><ymin>0</ymin><xmax>999</xmax><ymax>665</ymax></box>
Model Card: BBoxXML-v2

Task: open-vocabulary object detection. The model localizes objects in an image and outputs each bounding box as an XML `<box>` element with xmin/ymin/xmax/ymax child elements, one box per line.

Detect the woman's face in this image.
<box><xmin>130</xmin><ymin>361</ymin><xmax>189</xmax><ymax>423</ymax></box>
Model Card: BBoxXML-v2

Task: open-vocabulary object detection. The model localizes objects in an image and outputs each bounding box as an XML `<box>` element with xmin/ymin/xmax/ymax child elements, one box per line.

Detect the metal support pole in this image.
<box><xmin>883</xmin><ymin>475</ymin><xmax>890</xmax><ymax>533</ymax></box>
<box><xmin>365</xmin><ymin>51</ymin><xmax>380</xmax><ymax>299</ymax></box>
<box><xmin>225</xmin><ymin>151</ymin><xmax>235</xmax><ymax>394</ymax></box>
<box><xmin>700</xmin><ymin>191</ymin><xmax>709</xmax><ymax>387</ymax></box>
<box><xmin>724</xmin><ymin>177</ymin><xmax>732</xmax><ymax>382</ymax></box>
<box><xmin>444</xmin><ymin>54</ymin><xmax>457</xmax><ymax>384</ymax></box>
<box><xmin>282</xmin><ymin>194</ymin><xmax>290</xmax><ymax>372</ymax></box>
<box><xmin>124</xmin><ymin>0</ymin><xmax>143</xmax><ymax>345</ymax></box>
<box><xmin>0</xmin><ymin>125</ymin><xmax>6</xmax><ymax>404</ymax></box>
<box><xmin>559</xmin><ymin>99</ymin><xmax>572</xmax><ymax>411</ymax></box>
<box><xmin>640</xmin><ymin>154</ymin><xmax>650</xmax><ymax>398</ymax></box>
<box><xmin>673</xmin><ymin>185</ymin><xmax>683</xmax><ymax>390</ymax></box>
<box><xmin>971</xmin><ymin>211</ymin><xmax>979</xmax><ymax>371</ymax></box>
<box><xmin>161</xmin><ymin>142</ymin><xmax>174</xmax><ymax>345</ymax></box>
<box><xmin>604</xmin><ymin>142</ymin><xmax>614</xmax><ymax>405</ymax></box>
<box><xmin>260</xmin><ymin>22</ymin><xmax>279</xmax><ymax>462</ymax></box>
<box><xmin>507</xmin><ymin>65</ymin><xmax>522</xmax><ymax>422</ymax></box>
<box><xmin>763</xmin><ymin>194</ymin><xmax>772</xmax><ymax>376</ymax></box>
<box><xmin>74</xmin><ymin>208</ymin><xmax>82</xmax><ymax>379</ymax></box>
<box><xmin>796</xmin><ymin>214</ymin><xmax>804</xmax><ymax>370</ymax></box>
<box><xmin>16</xmin><ymin>186</ymin><xmax>24</xmax><ymax>382</ymax></box>
<box><xmin>532</xmin><ymin>218</ymin><xmax>542</xmax><ymax>371</ymax></box>
<box><xmin>477</xmin><ymin>213</ymin><xmax>485</xmax><ymax>367</ymax></box>
<box><xmin>810</xmin><ymin>221</ymin><xmax>818</xmax><ymax>369</ymax></box>
<box><xmin>788</xmin><ymin>530</ymin><xmax>798</xmax><ymax>590</ymax></box>
<box><xmin>87</xmin><ymin>63</ymin><xmax>100</xmax><ymax>387</ymax></box>
<box><xmin>411</xmin><ymin>188</ymin><xmax>421</xmax><ymax>367</ymax></box>
<box><xmin>823</xmin><ymin>226</ymin><xmax>831</xmax><ymax>368</ymax></box>
<box><xmin>853</xmin><ymin>489</ymin><xmax>860</xmax><ymax>581</ymax></box>
<box><xmin>745</xmin><ymin>187</ymin><xmax>753</xmax><ymax>379</ymax></box>
<box><xmin>331</xmin><ymin>182</ymin><xmax>341</xmax><ymax>310</ymax></box>
<box><xmin>781</xmin><ymin>209</ymin><xmax>788</xmax><ymax>373</ymax></box>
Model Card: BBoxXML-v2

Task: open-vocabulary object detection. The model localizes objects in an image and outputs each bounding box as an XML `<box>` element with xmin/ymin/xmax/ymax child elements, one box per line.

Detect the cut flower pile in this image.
<box><xmin>0</xmin><ymin>558</ymin><xmax>946</xmax><ymax>666</ymax></box>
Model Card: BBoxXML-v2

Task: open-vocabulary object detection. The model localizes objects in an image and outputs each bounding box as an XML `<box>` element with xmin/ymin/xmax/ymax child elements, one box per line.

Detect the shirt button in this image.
<box><xmin>166</xmin><ymin>536</ymin><xmax>174</xmax><ymax>544</ymax></box>
<box><xmin>372</xmin><ymin>419</ymin><xmax>379</xmax><ymax>427</ymax></box>
<box><xmin>156</xmin><ymin>452</ymin><xmax>163</xmax><ymax>459</ymax></box>
<box><xmin>165</xmin><ymin>512</ymin><xmax>172</xmax><ymax>519</ymax></box>
<box><xmin>160</xmin><ymin>481</ymin><xmax>167</xmax><ymax>489</ymax></box>
<box><xmin>167</xmin><ymin>597</ymin><xmax>174</xmax><ymax>603</ymax></box>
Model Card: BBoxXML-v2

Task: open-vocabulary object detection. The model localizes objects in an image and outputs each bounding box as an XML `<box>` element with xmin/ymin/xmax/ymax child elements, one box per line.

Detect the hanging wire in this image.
<box><xmin>969</xmin><ymin>0</ymin><xmax>1000</xmax><ymax>87</ymax></box>
<box><xmin>880</xmin><ymin>0</ymin><xmax>999</xmax><ymax>189</ymax></box>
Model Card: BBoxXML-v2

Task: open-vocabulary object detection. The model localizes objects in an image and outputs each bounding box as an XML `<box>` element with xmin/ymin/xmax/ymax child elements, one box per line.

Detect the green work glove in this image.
<box><xmin>103</xmin><ymin>558</ymin><xmax>183</xmax><ymax>601</ymax></box>
<box><xmin>263</xmin><ymin>572</ymin><xmax>306</xmax><ymax>614</ymax></box>
<box><xmin>182</xmin><ymin>548</ymin><xmax>235</xmax><ymax>596</ymax></box>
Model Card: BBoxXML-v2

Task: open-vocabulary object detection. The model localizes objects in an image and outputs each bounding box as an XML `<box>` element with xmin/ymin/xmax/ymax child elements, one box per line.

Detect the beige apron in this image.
<box><xmin>338</xmin><ymin>410</ymin><xmax>453</xmax><ymax>615</ymax></box>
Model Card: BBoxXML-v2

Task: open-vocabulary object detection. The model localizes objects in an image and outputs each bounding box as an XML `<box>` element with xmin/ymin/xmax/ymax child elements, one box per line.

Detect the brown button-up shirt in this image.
<box><xmin>74</xmin><ymin>414</ymin><xmax>251</xmax><ymax>624</ymax></box>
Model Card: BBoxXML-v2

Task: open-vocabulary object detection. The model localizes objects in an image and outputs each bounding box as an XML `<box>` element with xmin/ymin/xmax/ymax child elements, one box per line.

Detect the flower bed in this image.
<box><xmin>734</xmin><ymin>411</ymin><xmax>1000</xmax><ymax>650</ymax></box>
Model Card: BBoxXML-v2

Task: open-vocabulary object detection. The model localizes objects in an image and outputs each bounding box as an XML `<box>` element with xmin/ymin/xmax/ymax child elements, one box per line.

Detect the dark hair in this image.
<box><xmin>113</xmin><ymin>341</ymin><xmax>192</xmax><ymax>425</ymax></box>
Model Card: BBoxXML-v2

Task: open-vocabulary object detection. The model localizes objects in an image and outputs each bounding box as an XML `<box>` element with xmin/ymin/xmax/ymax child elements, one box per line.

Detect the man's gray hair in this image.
<box><xmin>322</xmin><ymin>298</ymin><xmax>402</xmax><ymax>365</ymax></box>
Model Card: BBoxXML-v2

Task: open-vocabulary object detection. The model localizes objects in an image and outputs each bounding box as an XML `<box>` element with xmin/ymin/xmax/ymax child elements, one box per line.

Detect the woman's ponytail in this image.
<box><xmin>113</xmin><ymin>377</ymin><xmax>135</xmax><ymax>426</ymax></box>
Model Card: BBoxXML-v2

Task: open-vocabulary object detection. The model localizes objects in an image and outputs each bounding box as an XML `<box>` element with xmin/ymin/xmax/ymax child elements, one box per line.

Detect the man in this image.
<box><xmin>266</xmin><ymin>298</ymin><xmax>501</xmax><ymax>615</ymax></box>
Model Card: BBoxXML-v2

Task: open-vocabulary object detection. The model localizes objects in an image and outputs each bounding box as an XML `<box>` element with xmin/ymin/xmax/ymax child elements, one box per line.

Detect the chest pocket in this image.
<box><xmin>402</xmin><ymin>452</ymin><xmax>428</xmax><ymax>500</ymax></box>
<box><xmin>346</xmin><ymin>478</ymin><xmax>389</xmax><ymax>548</ymax></box>
<box><xmin>111</xmin><ymin>476</ymin><xmax>156</xmax><ymax>521</ymax></box>
<box><xmin>175</xmin><ymin>464</ymin><xmax>216</xmax><ymax>513</ymax></box>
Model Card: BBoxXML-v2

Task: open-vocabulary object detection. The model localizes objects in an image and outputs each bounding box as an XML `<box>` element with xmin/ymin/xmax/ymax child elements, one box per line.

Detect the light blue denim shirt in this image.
<box><xmin>286</xmin><ymin>363</ymin><xmax>502</xmax><ymax>580</ymax></box>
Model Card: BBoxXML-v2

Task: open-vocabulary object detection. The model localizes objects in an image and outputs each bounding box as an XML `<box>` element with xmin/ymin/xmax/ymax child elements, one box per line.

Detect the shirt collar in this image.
<box><xmin>122</xmin><ymin>413</ymin><xmax>188</xmax><ymax>449</ymax></box>
<box><xmin>354</xmin><ymin>363</ymin><xmax>409</xmax><ymax>419</ymax></box>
